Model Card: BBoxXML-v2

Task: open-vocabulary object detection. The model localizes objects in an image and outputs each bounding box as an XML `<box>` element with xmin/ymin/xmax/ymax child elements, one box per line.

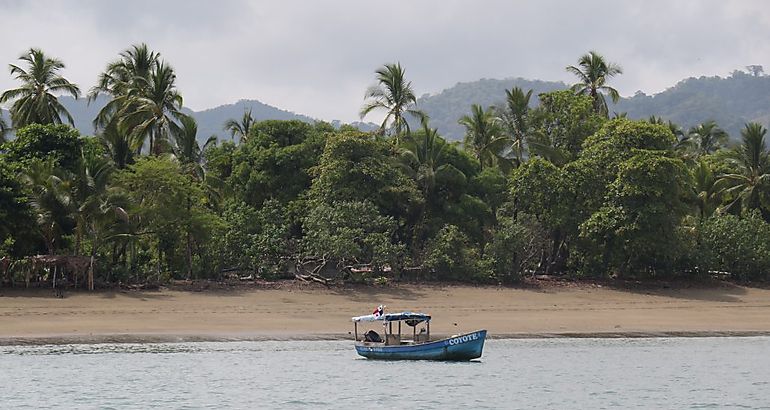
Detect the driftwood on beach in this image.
<box><xmin>294</xmin><ymin>257</ymin><xmax>331</xmax><ymax>286</ymax></box>
<box><xmin>291</xmin><ymin>255</ymin><xmax>405</xmax><ymax>286</ymax></box>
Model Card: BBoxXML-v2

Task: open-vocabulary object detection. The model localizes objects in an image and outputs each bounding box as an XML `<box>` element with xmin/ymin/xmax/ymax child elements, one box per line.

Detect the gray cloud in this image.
<box><xmin>0</xmin><ymin>0</ymin><xmax>767</xmax><ymax>122</ymax></box>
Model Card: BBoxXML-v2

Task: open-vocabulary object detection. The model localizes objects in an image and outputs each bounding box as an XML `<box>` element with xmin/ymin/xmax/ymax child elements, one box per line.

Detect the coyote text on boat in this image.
<box><xmin>351</xmin><ymin>307</ymin><xmax>487</xmax><ymax>361</ymax></box>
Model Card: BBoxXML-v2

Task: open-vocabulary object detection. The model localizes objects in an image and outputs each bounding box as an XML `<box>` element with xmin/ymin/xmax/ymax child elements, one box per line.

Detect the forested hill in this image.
<box><xmin>415</xmin><ymin>78</ymin><xmax>566</xmax><ymax>140</ymax></box>
<box><xmin>611</xmin><ymin>71</ymin><xmax>770</xmax><ymax>139</ymax></box>
<box><xmin>54</xmin><ymin>96</ymin><xmax>321</xmax><ymax>142</ymax></box>
<box><xmin>8</xmin><ymin>70</ymin><xmax>769</xmax><ymax>143</ymax></box>
<box><xmin>182</xmin><ymin>100</ymin><xmax>318</xmax><ymax>142</ymax></box>
<box><xmin>417</xmin><ymin>71</ymin><xmax>770</xmax><ymax>141</ymax></box>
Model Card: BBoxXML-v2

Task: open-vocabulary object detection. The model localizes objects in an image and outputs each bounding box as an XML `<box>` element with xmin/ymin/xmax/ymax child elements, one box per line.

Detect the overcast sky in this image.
<box><xmin>0</xmin><ymin>0</ymin><xmax>768</xmax><ymax>122</ymax></box>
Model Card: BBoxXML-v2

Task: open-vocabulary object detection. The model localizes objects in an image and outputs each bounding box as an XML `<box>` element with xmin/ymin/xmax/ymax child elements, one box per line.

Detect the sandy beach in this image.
<box><xmin>1</xmin><ymin>281</ymin><xmax>770</xmax><ymax>345</ymax></box>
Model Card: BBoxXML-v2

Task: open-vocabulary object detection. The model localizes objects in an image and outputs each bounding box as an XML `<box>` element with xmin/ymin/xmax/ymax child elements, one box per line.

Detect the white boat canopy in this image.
<box><xmin>352</xmin><ymin>311</ymin><xmax>431</xmax><ymax>323</ymax></box>
<box><xmin>351</xmin><ymin>313</ymin><xmax>382</xmax><ymax>322</ymax></box>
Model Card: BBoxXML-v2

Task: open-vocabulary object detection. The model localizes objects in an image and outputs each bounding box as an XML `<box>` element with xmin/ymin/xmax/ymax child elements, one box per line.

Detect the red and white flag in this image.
<box><xmin>372</xmin><ymin>305</ymin><xmax>384</xmax><ymax>318</ymax></box>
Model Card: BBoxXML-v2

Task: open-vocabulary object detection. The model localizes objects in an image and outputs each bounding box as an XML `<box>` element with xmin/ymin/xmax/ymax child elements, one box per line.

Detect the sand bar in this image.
<box><xmin>1</xmin><ymin>281</ymin><xmax>770</xmax><ymax>345</ymax></box>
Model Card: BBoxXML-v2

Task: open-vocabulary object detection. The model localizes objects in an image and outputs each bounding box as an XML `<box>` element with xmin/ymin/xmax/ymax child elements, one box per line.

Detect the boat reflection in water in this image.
<box><xmin>352</xmin><ymin>307</ymin><xmax>487</xmax><ymax>361</ymax></box>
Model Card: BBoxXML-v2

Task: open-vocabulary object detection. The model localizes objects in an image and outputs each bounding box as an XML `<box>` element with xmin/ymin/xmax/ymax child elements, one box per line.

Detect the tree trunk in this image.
<box><xmin>545</xmin><ymin>229</ymin><xmax>562</xmax><ymax>275</ymax></box>
<box><xmin>89</xmin><ymin>229</ymin><xmax>98</xmax><ymax>291</ymax></box>
<box><xmin>411</xmin><ymin>200</ymin><xmax>428</xmax><ymax>262</ymax></box>
<box><xmin>156</xmin><ymin>239</ymin><xmax>162</xmax><ymax>284</ymax></box>
<box><xmin>186</xmin><ymin>195</ymin><xmax>193</xmax><ymax>280</ymax></box>
<box><xmin>74</xmin><ymin>225</ymin><xmax>82</xmax><ymax>256</ymax></box>
<box><xmin>149</xmin><ymin>127</ymin><xmax>155</xmax><ymax>156</ymax></box>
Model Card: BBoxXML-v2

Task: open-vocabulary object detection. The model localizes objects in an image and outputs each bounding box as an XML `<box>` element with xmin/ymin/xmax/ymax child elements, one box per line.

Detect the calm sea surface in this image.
<box><xmin>1</xmin><ymin>337</ymin><xmax>769</xmax><ymax>409</ymax></box>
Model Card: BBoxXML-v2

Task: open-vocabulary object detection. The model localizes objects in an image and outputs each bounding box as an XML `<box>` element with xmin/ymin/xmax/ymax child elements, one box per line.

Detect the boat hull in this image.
<box><xmin>355</xmin><ymin>330</ymin><xmax>487</xmax><ymax>361</ymax></box>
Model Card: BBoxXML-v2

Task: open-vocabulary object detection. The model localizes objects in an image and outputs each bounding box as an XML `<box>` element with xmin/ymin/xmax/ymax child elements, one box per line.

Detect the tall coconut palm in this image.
<box><xmin>496</xmin><ymin>87</ymin><xmax>533</xmax><ymax>167</ymax></box>
<box><xmin>174</xmin><ymin>115</ymin><xmax>217</xmax><ymax>180</ymax></box>
<box><xmin>718</xmin><ymin>122</ymin><xmax>770</xmax><ymax>213</ymax></box>
<box><xmin>459</xmin><ymin>104</ymin><xmax>507</xmax><ymax>169</ymax></box>
<box><xmin>172</xmin><ymin>115</ymin><xmax>222</xmax><ymax>279</ymax></box>
<box><xmin>360</xmin><ymin>62</ymin><xmax>424</xmax><ymax>142</ymax></box>
<box><xmin>70</xmin><ymin>151</ymin><xmax>127</xmax><ymax>289</ymax></box>
<box><xmin>89</xmin><ymin>43</ymin><xmax>160</xmax><ymax>133</ymax></box>
<box><xmin>689</xmin><ymin>121</ymin><xmax>729</xmax><ymax>156</ymax></box>
<box><xmin>566</xmin><ymin>51</ymin><xmax>623</xmax><ymax>116</ymax></box>
<box><xmin>120</xmin><ymin>61</ymin><xmax>184</xmax><ymax>155</ymax></box>
<box><xmin>223</xmin><ymin>108</ymin><xmax>255</xmax><ymax>143</ymax></box>
<box><xmin>0</xmin><ymin>48</ymin><xmax>80</xmax><ymax>127</ymax></box>
<box><xmin>173</xmin><ymin>114</ymin><xmax>226</xmax><ymax>207</ymax></box>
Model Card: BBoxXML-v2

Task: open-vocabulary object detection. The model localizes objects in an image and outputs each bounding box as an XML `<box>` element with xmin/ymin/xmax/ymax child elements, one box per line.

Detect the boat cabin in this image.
<box><xmin>352</xmin><ymin>312</ymin><xmax>431</xmax><ymax>345</ymax></box>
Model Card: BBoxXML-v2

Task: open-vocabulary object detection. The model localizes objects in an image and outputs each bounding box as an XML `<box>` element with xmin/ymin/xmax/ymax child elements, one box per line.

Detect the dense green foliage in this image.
<box><xmin>695</xmin><ymin>213</ymin><xmax>770</xmax><ymax>281</ymax></box>
<box><xmin>2</xmin><ymin>46</ymin><xmax>770</xmax><ymax>289</ymax></box>
<box><xmin>2</xmin><ymin>124</ymin><xmax>83</xmax><ymax>172</ymax></box>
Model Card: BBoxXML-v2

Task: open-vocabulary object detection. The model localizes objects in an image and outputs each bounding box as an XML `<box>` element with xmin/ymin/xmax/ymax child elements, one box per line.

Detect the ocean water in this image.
<box><xmin>1</xmin><ymin>337</ymin><xmax>769</xmax><ymax>409</ymax></box>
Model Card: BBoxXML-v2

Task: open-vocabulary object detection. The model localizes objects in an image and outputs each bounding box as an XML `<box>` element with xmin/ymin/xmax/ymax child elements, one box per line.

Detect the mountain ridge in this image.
<box><xmin>417</xmin><ymin>70</ymin><xmax>770</xmax><ymax>141</ymax></box>
<box><xmin>4</xmin><ymin>70</ymin><xmax>769</xmax><ymax>144</ymax></box>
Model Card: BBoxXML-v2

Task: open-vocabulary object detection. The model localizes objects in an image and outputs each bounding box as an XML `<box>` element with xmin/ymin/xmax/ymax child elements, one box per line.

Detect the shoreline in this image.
<box><xmin>3</xmin><ymin>281</ymin><xmax>770</xmax><ymax>347</ymax></box>
<box><xmin>3</xmin><ymin>331</ymin><xmax>770</xmax><ymax>347</ymax></box>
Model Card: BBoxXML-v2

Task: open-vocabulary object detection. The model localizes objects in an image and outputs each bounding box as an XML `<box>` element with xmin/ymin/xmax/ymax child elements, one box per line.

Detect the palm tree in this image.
<box><xmin>89</xmin><ymin>44</ymin><xmax>182</xmax><ymax>155</ymax></box>
<box><xmin>70</xmin><ymin>151</ymin><xmax>115</xmax><ymax>256</ymax></box>
<box><xmin>20</xmin><ymin>160</ymin><xmax>73</xmax><ymax>254</ymax></box>
<box><xmin>525</xmin><ymin>131</ymin><xmax>569</xmax><ymax>166</ymax></box>
<box><xmin>120</xmin><ymin>61</ymin><xmax>185</xmax><ymax>155</ymax></box>
<box><xmin>566</xmin><ymin>51</ymin><xmax>623</xmax><ymax>116</ymax></box>
<box><xmin>398</xmin><ymin>118</ymin><xmax>457</xmax><ymax>253</ymax></box>
<box><xmin>648</xmin><ymin>116</ymin><xmax>694</xmax><ymax>160</ymax></box>
<box><xmin>399</xmin><ymin>119</ymin><xmax>452</xmax><ymax>197</ymax></box>
<box><xmin>172</xmin><ymin>115</ymin><xmax>220</xmax><ymax>279</ymax></box>
<box><xmin>70</xmin><ymin>150</ymin><xmax>127</xmax><ymax>289</ymax></box>
<box><xmin>691</xmin><ymin>159</ymin><xmax>722</xmax><ymax>220</ymax></box>
<box><xmin>360</xmin><ymin>62</ymin><xmax>424</xmax><ymax>142</ymax></box>
<box><xmin>0</xmin><ymin>48</ymin><xmax>80</xmax><ymax>127</ymax></box>
<box><xmin>223</xmin><ymin>108</ymin><xmax>255</xmax><ymax>143</ymax></box>
<box><xmin>718</xmin><ymin>122</ymin><xmax>770</xmax><ymax>213</ymax></box>
<box><xmin>89</xmin><ymin>43</ymin><xmax>160</xmax><ymax>131</ymax></box>
<box><xmin>99</xmin><ymin>122</ymin><xmax>134</xmax><ymax>169</ymax></box>
<box><xmin>174</xmin><ymin>115</ymin><xmax>217</xmax><ymax>180</ymax></box>
<box><xmin>92</xmin><ymin>44</ymin><xmax>158</xmax><ymax>97</ymax></box>
<box><xmin>496</xmin><ymin>87</ymin><xmax>533</xmax><ymax>167</ymax></box>
<box><xmin>459</xmin><ymin>104</ymin><xmax>507</xmax><ymax>169</ymax></box>
<box><xmin>689</xmin><ymin>121</ymin><xmax>729</xmax><ymax>156</ymax></box>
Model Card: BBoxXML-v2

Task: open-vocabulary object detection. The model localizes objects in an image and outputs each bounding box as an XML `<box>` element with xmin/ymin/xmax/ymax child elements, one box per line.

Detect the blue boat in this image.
<box><xmin>352</xmin><ymin>309</ymin><xmax>487</xmax><ymax>361</ymax></box>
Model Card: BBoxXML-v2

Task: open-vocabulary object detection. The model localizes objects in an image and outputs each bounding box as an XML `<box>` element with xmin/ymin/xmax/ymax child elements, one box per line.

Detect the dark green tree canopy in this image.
<box><xmin>2</xmin><ymin>124</ymin><xmax>83</xmax><ymax>172</ymax></box>
<box><xmin>309</xmin><ymin>130</ymin><xmax>421</xmax><ymax>218</ymax></box>
<box><xmin>528</xmin><ymin>90</ymin><xmax>606</xmax><ymax>163</ymax></box>
<box><xmin>227</xmin><ymin>120</ymin><xmax>327</xmax><ymax>207</ymax></box>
